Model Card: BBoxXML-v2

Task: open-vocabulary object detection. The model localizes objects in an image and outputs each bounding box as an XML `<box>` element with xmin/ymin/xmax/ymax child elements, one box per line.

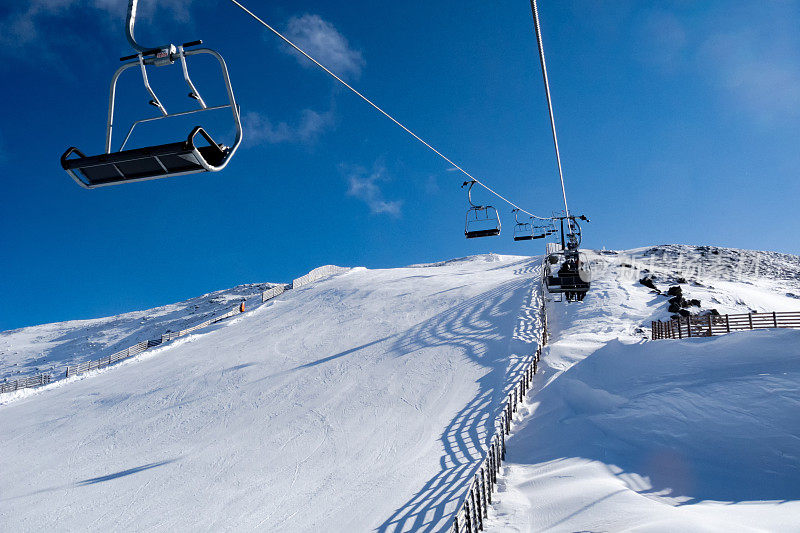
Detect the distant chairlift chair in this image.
<box><xmin>512</xmin><ymin>209</ymin><xmax>534</xmax><ymax>241</ymax></box>
<box><xmin>462</xmin><ymin>180</ymin><xmax>501</xmax><ymax>238</ymax></box>
<box><xmin>61</xmin><ymin>0</ymin><xmax>242</xmax><ymax>188</ymax></box>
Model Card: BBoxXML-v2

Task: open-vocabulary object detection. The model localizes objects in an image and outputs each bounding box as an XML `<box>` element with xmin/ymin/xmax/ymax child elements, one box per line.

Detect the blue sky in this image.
<box><xmin>1</xmin><ymin>0</ymin><xmax>799</xmax><ymax>330</ymax></box>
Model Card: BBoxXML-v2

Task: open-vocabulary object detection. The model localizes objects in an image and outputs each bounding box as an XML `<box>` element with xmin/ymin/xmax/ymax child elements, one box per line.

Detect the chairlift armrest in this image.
<box><xmin>60</xmin><ymin>147</ymin><xmax>88</xmax><ymax>167</ymax></box>
<box><xmin>188</xmin><ymin>127</ymin><xmax>225</xmax><ymax>158</ymax></box>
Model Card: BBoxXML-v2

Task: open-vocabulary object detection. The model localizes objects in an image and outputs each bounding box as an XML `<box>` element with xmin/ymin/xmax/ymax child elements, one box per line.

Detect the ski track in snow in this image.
<box><xmin>0</xmin><ymin>253</ymin><xmax>542</xmax><ymax>532</ymax></box>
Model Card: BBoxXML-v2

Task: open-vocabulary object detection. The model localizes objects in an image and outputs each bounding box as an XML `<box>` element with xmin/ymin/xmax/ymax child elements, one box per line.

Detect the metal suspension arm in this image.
<box><xmin>530</xmin><ymin>0</ymin><xmax>570</xmax><ymax>220</ymax></box>
<box><xmin>126</xmin><ymin>0</ymin><xmax>150</xmax><ymax>53</ymax></box>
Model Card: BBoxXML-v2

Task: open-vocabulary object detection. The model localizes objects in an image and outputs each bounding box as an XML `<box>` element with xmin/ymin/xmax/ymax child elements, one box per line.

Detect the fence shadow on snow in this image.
<box><xmin>378</xmin><ymin>260</ymin><xmax>544</xmax><ymax>532</ymax></box>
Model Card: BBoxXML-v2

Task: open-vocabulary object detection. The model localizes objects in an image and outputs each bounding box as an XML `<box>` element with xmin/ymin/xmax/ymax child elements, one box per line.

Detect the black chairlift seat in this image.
<box><xmin>62</xmin><ymin>127</ymin><xmax>228</xmax><ymax>188</ymax></box>
<box><xmin>545</xmin><ymin>274</ymin><xmax>590</xmax><ymax>294</ymax></box>
<box><xmin>467</xmin><ymin>227</ymin><xmax>501</xmax><ymax>239</ymax></box>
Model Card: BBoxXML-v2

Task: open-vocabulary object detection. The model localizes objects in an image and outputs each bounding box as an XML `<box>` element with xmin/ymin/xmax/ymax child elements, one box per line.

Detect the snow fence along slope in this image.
<box><xmin>0</xmin><ymin>283</ymin><xmax>275</xmax><ymax>383</ymax></box>
<box><xmin>0</xmin><ymin>254</ymin><xmax>543</xmax><ymax>532</ymax></box>
<box><xmin>488</xmin><ymin>246</ymin><xmax>800</xmax><ymax>532</ymax></box>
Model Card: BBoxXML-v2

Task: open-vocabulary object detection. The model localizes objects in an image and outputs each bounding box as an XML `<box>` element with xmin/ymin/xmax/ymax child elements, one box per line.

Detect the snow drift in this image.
<box><xmin>489</xmin><ymin>246</ymin><xmax>800</xmax><ymax>532</ymax></box>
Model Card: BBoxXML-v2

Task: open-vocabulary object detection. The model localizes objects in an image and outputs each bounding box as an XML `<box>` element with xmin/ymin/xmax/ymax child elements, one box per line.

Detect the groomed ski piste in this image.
<box><xmin>0</xmin><ymin>254</ymin><xmax>543</xmax><ymax>531</ymax></box>
<box><xmin>1</xmin><ymin>245</ymin><xmax>799</xmax><ymax>531</ymax></box>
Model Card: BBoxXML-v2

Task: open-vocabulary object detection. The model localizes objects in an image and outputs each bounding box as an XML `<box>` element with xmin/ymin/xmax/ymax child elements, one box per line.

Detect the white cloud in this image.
<box><xmin>635</xmin><ymin>9</ymin><xmax>689</xmax><ymax>72</ymax></box>
<box><xmin>0</xmin><ymin>0</ymin><xmax>196</xmax><ymax>50</ymax></box>
<box><xmin>244</xmin><ymin>109</ymin><xmax>334</xmax><ymax>145</ymax></box>
<box><xmin>345</xmin><ymin>164</ymin><xmax>402</xmax><ymax>217</ymax></box>
<box><xmin>634</xmin><ymin>4</ymin><xmax>800</xmax><ymax>124</ymax></box>
<box><xmin>699</xmin><ymin>29</ymin><xmax>800</xmax><ymax>124</ymax></box>
<box><xmin>282</xmin><ymin>14</ymin><xmax>365</xmax><ymax>79</ymax></box>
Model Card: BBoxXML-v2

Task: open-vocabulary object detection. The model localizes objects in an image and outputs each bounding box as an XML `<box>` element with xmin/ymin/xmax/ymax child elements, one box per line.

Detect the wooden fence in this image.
<box><xmin>65</xmin><ymin>306</ymin><xmax>244</xmax><ymax>379</ymax></box>
<box><xmin>652</xmin><ymin>311</ymin><xmax>800</xmax><ymax>340</ymax></box>
<box><xmin>261</xmin><ymin>285</ymin><xmax>285</xmax><ymax>303</ymax></box>
<box><xmin>292</xmin><ymin>265</ymin><xmax>349</xmax><ymax>290</ymax></box>
<box><xmin>451</xmin><ymin>301</ymin><xmax>548</xmax><ymax>533</ymax></box>
<box><xmin>0</xmin><ymin>373</ymin><xmax>52</xmax><ymax>394</ymax></box>
<box><xmin>161</xmin><ymin>307</ymin><xmax>242</xmax><ymax>343</ymax></box>
<box><xmin>3</xmin><ymin>262</ymin><xmax>349</xmax><ymax>395</ymax></box>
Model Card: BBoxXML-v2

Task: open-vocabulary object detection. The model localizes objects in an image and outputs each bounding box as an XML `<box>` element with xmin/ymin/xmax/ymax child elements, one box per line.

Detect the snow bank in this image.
<box><xmin>489</xmin><ymin>246</ymin><xmax>800</xmax><ymax>532</ymax></box>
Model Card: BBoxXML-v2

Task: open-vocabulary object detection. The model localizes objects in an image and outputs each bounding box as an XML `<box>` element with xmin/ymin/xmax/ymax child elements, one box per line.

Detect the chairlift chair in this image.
<box><xmin>61</xmin><ymin>0</ymin><xmax>242</xmax><ymax>188</ymax></box>
<box><xmin>512</xmin><ymin>209</ymin><xmax>534</xmax><ymax>241</ymax></box>
<box><xmin>462</xmin><ymin>181</ymin><xmax>501</xmax><ymax>238</ymax></box>
<box><xmin>543</xmin><ymin>249</ymin><xmax>591</xmax><ymax>302</ymax></box>
<box><xmin>531</xmin><ymin>221</ymin><xmax>549</xmax><ymax>239</ymax></box>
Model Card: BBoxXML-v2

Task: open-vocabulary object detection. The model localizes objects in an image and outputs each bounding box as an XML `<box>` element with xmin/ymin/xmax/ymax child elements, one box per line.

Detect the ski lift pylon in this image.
<box><xmin>542</xmin><ymin>215</ymin><xmax>591</xmax><ymax>302</ymax></box>
<box><xmin>60</xmin><ymin>0</ymin><xmax>242</xmax><ymax>189</ymax></box>
<box><xmin>462</xmin><ymin>180</ymin><xmax>501</xmax><ymax>239</ymax></box>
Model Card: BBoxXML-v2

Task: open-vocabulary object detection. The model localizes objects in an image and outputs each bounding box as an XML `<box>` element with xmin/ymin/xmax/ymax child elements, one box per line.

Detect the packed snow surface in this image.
<box><xmin>2</xmin><ymin>245</ymin><xmax>798</xmax><ymax>532</ymax></box>
<box><xmin>489</xmin><ymin>246</ymin><xmax>800</xmax><ymax>532</ymax></box>
<box><xmin>0</xmin><ymin>254</ymin><xmax>542</xmax><ymax>531</ymax></box>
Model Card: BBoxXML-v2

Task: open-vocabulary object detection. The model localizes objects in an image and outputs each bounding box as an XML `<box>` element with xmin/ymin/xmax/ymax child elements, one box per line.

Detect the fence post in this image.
<box><xmin>773</xmin><ymin>311</ymin><xmax>778</xmax><ymax>328</ymax></box>
<box><xmin>749</xmin><ymin>313</ymin><xmax>753</xmax><ymax>330</ymax></box>
<box><xmin>726</xmin><ymin>314</ymin><xmax>730</xmax><ymax>333</ymax></box>
<box><xmin>686</xmin><ymin>317</ymin><xmax>691</xmax><ymax>338</ymax></box>
<box><xmin>472</xmin><ymin>486</ymin><xmax>482</xmax><ymax>531</ymax></box>
<box><xmin>489</xmin><ymin>443</ymin><xmax>496</xmax><ymax>484</ymax></box>
<box><xmin>708</xmin><ymin>314</ymin><xmax>713</xmax><ymax>336</ymax></box>
<box><xmin>481</xmin><ymin>468</ymin><xmax>489</xmax><ymax>514</ymax></box>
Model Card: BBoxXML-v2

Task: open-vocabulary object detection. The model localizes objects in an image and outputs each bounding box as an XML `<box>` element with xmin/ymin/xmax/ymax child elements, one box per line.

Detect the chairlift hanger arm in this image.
<box><xmin>120</xmin><ymin>40</ymin><xmax>203</xmax><ymax>62</ymax></box>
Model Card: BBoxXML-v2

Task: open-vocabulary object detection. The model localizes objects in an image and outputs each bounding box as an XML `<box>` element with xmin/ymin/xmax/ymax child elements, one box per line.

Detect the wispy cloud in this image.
<box><xmin>634</xmin><ymin>4</ymin><xmax>800</xmax><ymax>124</ymax></box>
<box><xmin>344</xmin><ymin>164</ymin><xmax>402</xmax><ymax>217</ymax></box>
<box><xmin>634</xmin><ymin>9</ymin><xmax>688</xmax><ymax>73</ymax></box>
<box><xmin>244</xmin><ymin>109</ymin><xmax>335</xmax><ymax>145</ymax></box>
<box><xmin>0</xmin><ymin>0</ymin><xmax>197</xmax><ymax>50</ymax></box>
<box><xmin>282</xmin><ymin>14</ymin><xmax>365</xmax><ymax>79</ymax></box>
<box><xmin>698</xmin><ymin>28</ymin><xmax>800</xmax><ymax>124</ymax></box>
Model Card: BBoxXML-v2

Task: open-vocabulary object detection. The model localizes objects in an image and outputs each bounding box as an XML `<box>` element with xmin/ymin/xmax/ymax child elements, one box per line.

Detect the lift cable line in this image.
<box><xmin>227</xmin><ymin>0</ymin><xmax>551</xmax><ymax>220</ymax></box>
<box><xmin>529</xmin><ymin>0</ymin><xmax>570</xmax><ymax>220</ymax></box>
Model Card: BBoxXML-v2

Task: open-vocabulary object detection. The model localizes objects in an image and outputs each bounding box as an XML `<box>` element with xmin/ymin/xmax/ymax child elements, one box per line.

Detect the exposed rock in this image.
<box><xmin>639</xmin><ymin>277</ymin><xmax>657</xmax><ymax>290</ymax></box>
<box><xmin>667</xmin><ymin>286</ymin><xmax>683</xmax><ymax>297</ymax></box>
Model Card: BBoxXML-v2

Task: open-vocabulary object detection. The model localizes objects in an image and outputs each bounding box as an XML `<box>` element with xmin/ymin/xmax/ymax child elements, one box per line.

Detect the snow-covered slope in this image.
<box><xmin>0</xmin><ymin>254</ymin><xmax>542</xmax><ymax>532</ymax></box>
<box><xmin>489</xmin><ymin>245</ymin><xmax>800</xmax><ymax>532</ymax></box>
<box><xmin>0</xmin><ymin>283</ymin><xmax>275</xmax><ymax>382</ymax></box>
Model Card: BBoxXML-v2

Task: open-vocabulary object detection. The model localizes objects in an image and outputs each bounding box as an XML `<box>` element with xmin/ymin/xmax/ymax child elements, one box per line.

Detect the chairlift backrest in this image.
<box><xmin>462</xmin><ymin>181</ymin><xmax>501</xmax><ymax>238</ymax></box>
<box><xmin>512</xmin><ymin>209</ymin><xmax>534</xmax><ymax>241</ymax></box>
